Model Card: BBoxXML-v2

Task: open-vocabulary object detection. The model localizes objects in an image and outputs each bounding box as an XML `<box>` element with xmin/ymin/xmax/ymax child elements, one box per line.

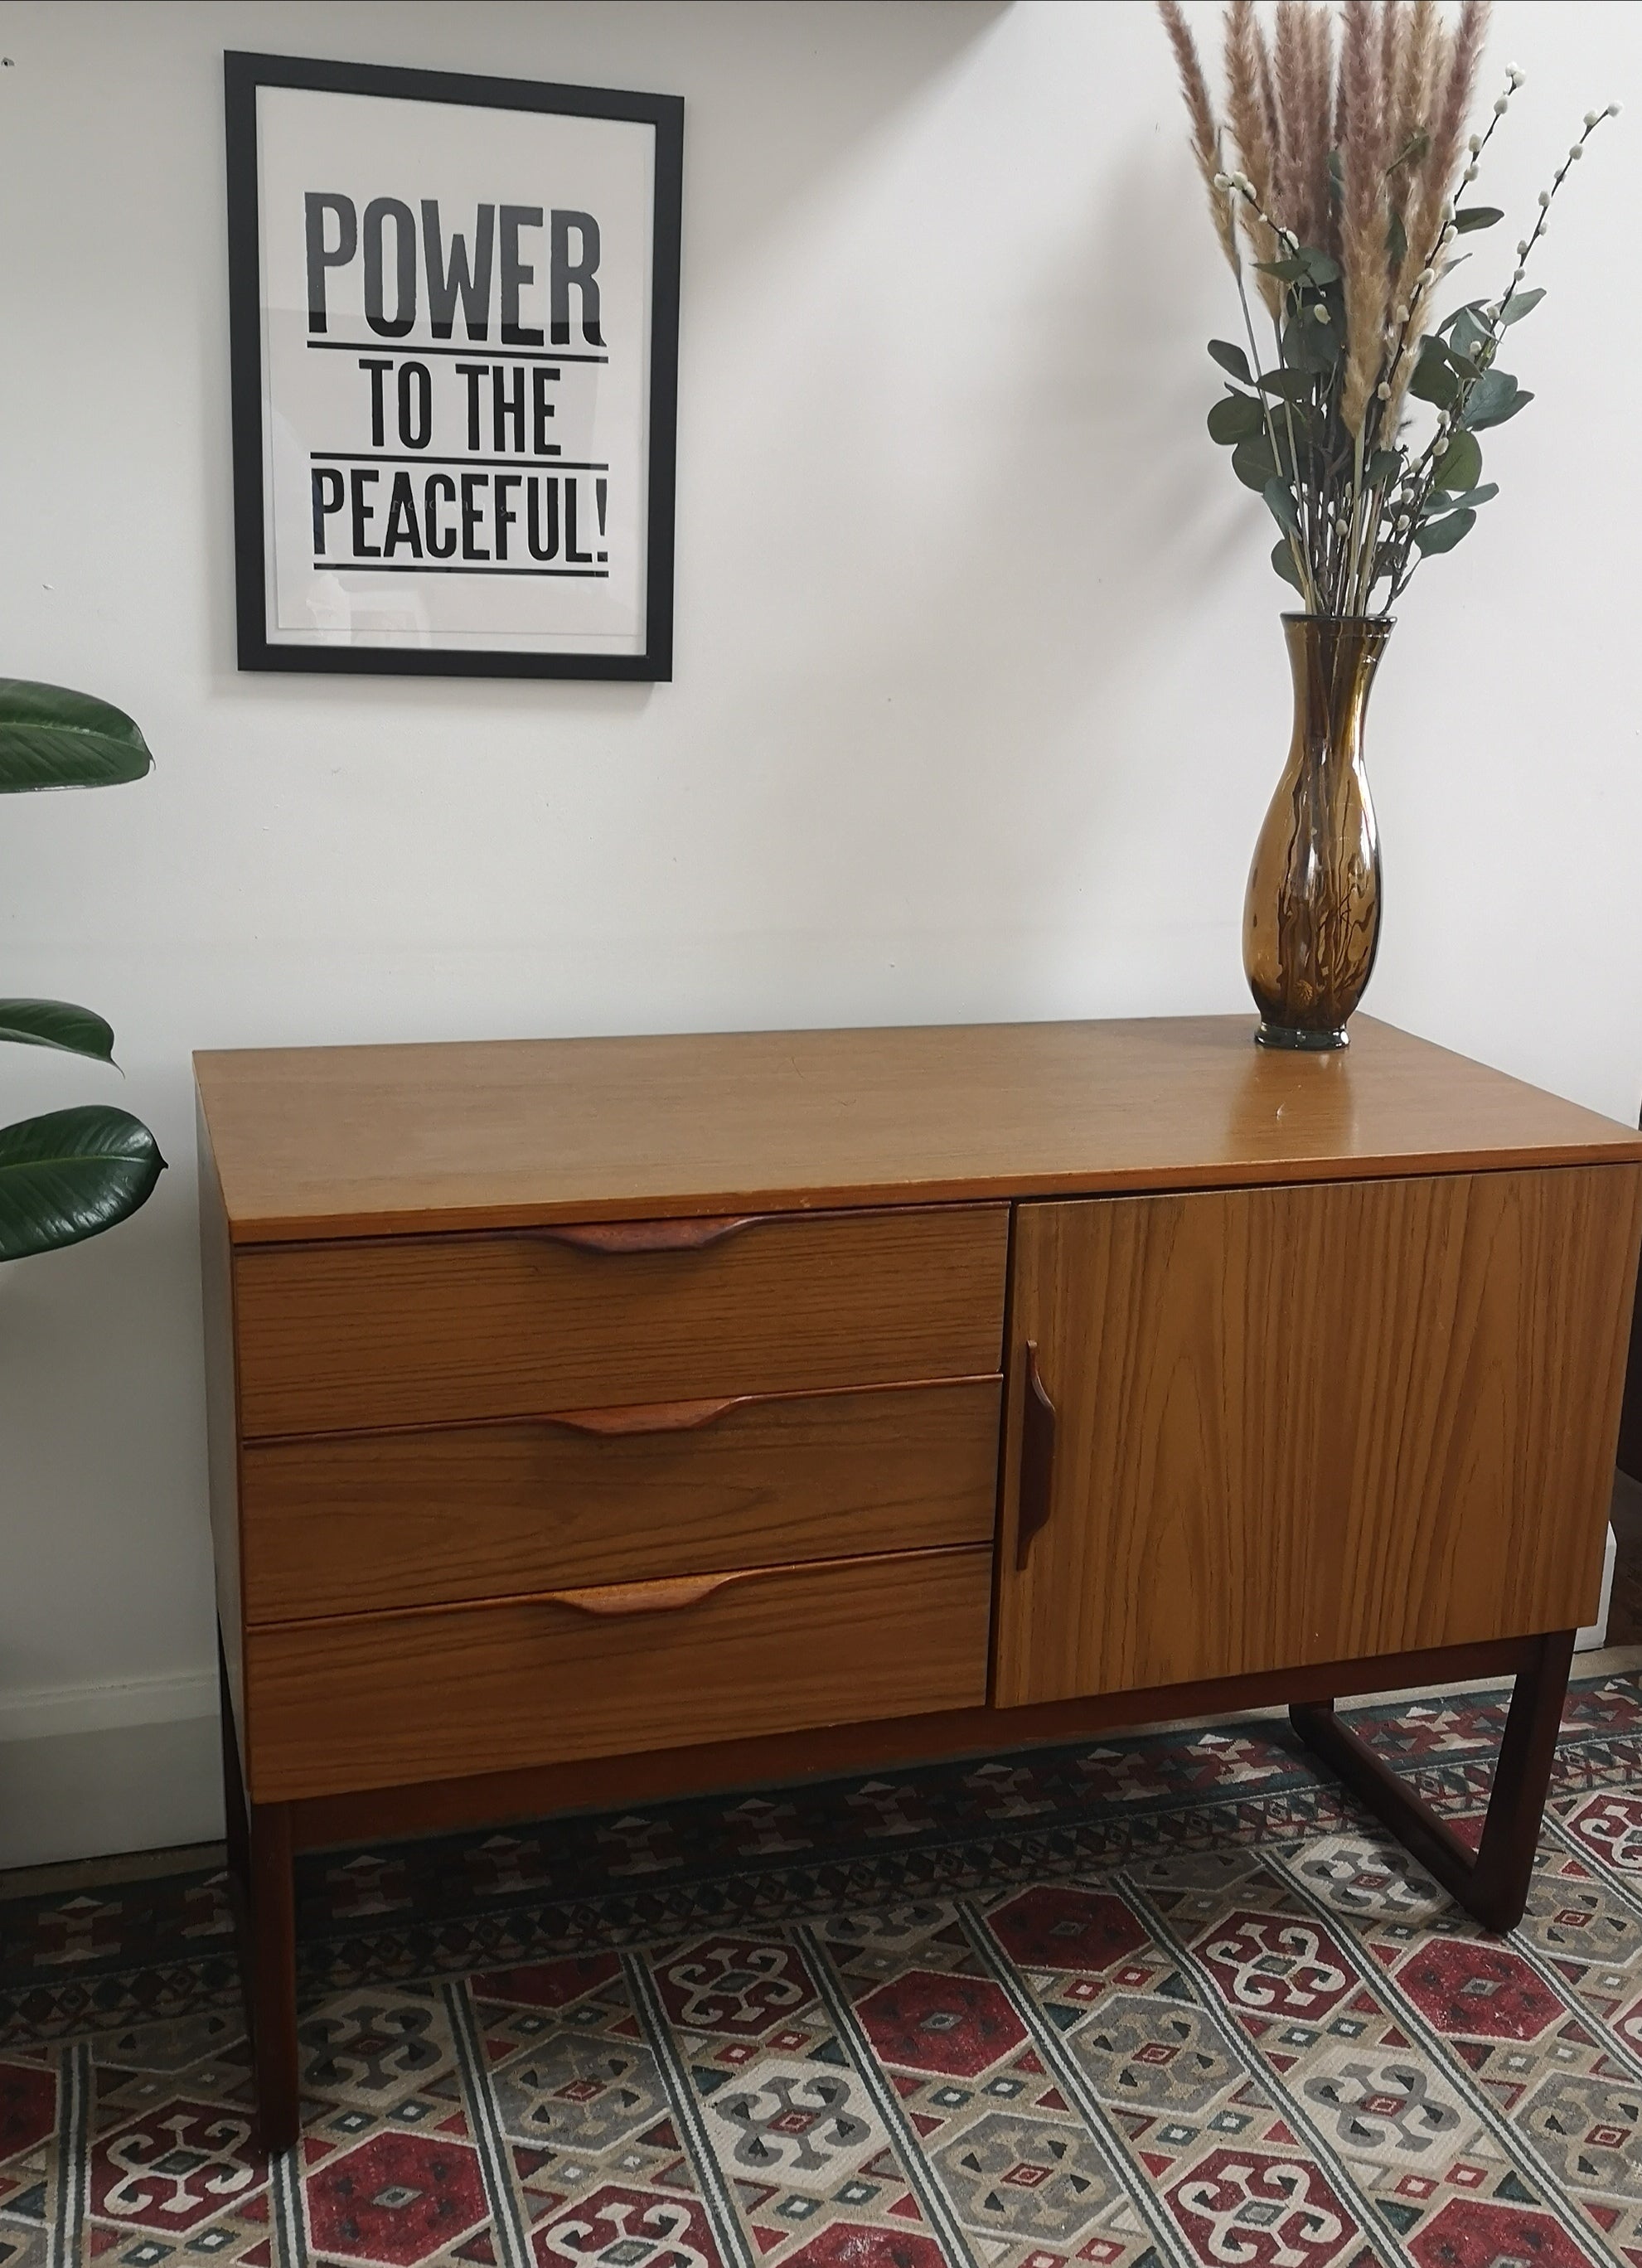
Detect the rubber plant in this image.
<box><xmin>0</xmin><ymin>682</ymin><xmax>164</xmax><ymax>1261</ymax></box>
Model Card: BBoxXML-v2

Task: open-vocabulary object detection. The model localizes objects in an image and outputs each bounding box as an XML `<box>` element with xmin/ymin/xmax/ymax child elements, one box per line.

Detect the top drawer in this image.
<box><xmin>233</xmin><ymin>1204</ymin><xmax>1008</xmax><ymax>1437</ymax></box>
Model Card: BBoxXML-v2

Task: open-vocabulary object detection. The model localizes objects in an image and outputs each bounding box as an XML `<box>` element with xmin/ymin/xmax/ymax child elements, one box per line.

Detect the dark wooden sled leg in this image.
<box><xmin>219</xmin><ymin>1636</ymin><xmax>301</xmax><ymax>2155</ymax></box>
<box><xmin>1290</xmin><ymin>1629</ymin><xmax>1576</xmax><ymax>1933</ymax></box>
<box><xmin>248</xmin><ymin>1800</ymin><xmax>300</xmax><ymax>2156</ymax></box>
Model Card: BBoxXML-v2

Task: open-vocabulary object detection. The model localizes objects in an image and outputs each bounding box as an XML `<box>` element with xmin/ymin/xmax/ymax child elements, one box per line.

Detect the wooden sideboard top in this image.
<box><xmin>193</xmin><ymin>1015</ymin><xmax>1642</xmax><ymax>1244</ymax></box>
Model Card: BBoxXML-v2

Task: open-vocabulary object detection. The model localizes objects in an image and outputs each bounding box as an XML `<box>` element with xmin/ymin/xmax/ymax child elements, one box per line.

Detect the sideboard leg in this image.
<box><xmin>247</xmin><ymin>1801</ymin><xmax>301</xmax><ymax>2157</ymax></box>
<box><xmin>218</xmin><ymin>1637</ymin><xmax>251</xmax><ymax>1895</ymax></box>
<box><xmin>1289</xmin><ymin>1630</ymin><xmax>1576</xmax><ymax>1934</ymax></box>
<box><xmin>1469</xmin><ymin>1628</ymin><xmax>1578</xmax><ymax>1929</ymax></box>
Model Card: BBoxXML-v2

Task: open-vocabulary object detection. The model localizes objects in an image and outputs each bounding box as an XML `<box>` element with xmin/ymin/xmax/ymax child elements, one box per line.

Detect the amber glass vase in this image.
<box><xmin>1242</xmin><ymin>613</ymin><xmax>1391</xmax><ymax>1050</ymax></box>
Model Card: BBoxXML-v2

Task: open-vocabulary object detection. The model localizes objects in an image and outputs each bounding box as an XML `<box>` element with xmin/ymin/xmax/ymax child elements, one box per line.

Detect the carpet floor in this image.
<box><xmin>2</xmin><ymin>1674</ymin><xmax>1642</xmax><ymax>2268</ymax></box>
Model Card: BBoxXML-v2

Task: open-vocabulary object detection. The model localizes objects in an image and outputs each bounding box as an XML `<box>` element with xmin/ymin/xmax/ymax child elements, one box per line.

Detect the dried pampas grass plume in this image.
<box><xmin>1155</xmin><ymin>0</ymin><xmax>1238</xmax><ymax>274</ymax></box>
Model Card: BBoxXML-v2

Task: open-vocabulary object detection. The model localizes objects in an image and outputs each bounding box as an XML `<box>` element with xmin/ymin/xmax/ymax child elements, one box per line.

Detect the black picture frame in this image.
<box><xmin>223</xmin><ymin>50</ymin><xmax>683</xmax><ymax>680</ymax></box>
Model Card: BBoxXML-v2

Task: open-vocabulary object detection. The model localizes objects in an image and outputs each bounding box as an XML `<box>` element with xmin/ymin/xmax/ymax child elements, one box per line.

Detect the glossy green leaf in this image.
<box><xmin>0</xmin><ymin>998</ymin><xmax>115</xmax><ymax>1062</ymax></box>
<box><xmin>1208</xmin><ymin>391</ymin><xmax>1265</xmax><ymax>444</ymax></box>
<box><xmin>1499</xmin><ymin>287</ymin><xmax>1545</xmax><ymax>325</ymax></box>
<box><xmin>1208</xmin><ymin>339</ymin><xmax>1253</xmax><ymax>382</ymax></box>
<box><xmin>1415</xmin><ymin>506</ymin><xmax>1477</xmax><ymax>555</ymax></box>
<box><xmin>0</xmin><ymin>681</ymin><xmax>152</xmax><ymax>794</ymax></box>
<box><xmin>1464</xmin><ymin>371</ymin><xmax>1532</xmax><ymax>429</ymax></box>
<box><xmin>1271</xmin><ymin>537</ymin><xmax>1307</xmax><ymax>594</ymax></box>
<box><xmin>1258</xmin><ymin>368</ymin><xmax>1313</xmax><ymax>403</ymax></box>
<box><xmin>0</xmin><ymin>1105</ymin><xmax>164</xmax><ymax>1262</ymax></box>
<box><xmin>1367</xmin><ymin>448</ymin><xmax>1402</xmax><ymax>486</ymax></box>
<box><xmin>1432</xmin><ymin>430</ymin><xmax>1484</xmax><ymax>491</ymax></box>
<box><xmin>1452</xmin><ymin>205</ymin><xmax>1504</xmax><ymax>232</ymax></box>
<box><xmin>1255</xmin><ymin>256</ymin><xmax>1310</xmax><ymax>284</ymax></box>
<box><xmin>1408</xmin><ymin>335</ymin><xmax>1460</xmax><ymax>408</ymax></box>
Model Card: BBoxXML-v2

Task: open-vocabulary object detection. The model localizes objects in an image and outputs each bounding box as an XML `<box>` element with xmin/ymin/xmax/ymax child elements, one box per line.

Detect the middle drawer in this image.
<box><xmin>240</xmin><ymin>1375</ymin><xmax>1002</xmax><ymax>1621</ymax></box>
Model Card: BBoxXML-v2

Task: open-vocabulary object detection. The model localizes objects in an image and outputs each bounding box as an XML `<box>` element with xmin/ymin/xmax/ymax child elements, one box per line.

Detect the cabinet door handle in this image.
<box><xmin>550</xmin><ymin>1571</ymin><xmax>744</xmax><ymax>1616</ymax></box>
<box><xmin>544</xmin><ymin>1397</ymin><xmax>746</xmax><ymax>1437</ymax></box>
<box><xmin>530</xmin><ymin>1216</ymin><xmax>756</xmax><ymax>1255</ymax></box>
<box><xmin>1015</xmin><ymin>1340</ymin><xmax>1058</xmax><ymax>1573</ymax></box>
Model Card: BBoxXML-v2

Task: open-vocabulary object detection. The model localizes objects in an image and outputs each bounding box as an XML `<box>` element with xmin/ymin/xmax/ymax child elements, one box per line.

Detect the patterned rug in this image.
<box><xmin>2</xmin><ymin>1674</ymin><xmax>1642</xmax><ymax>2268</ymax></box>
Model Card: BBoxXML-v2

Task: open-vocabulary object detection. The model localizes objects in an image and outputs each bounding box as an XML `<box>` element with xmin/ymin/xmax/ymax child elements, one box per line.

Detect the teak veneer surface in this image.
<box><xmin>240</xmin><ymin>1376</ymin><xmax>1002</xmax><ymax>1620</ymax></box>
<box><xmin>193</xmin><ymin>1015</ymin><xmax>1642</xmax><ymax>1241</ymax></box>
<box><xmin>233</xmin><ymin>1207</ymin><xmax>1007</xmax><ymax>1437</ymax></box>
<box><xmin>995</xmin><ymin>1165</ymin><xmax>1642</xmax><ymax>1707</ymax></box>
<box><xmin>243</xmin><ymin>1544</ymin><xmax>994</xmax><ymax>1802</ymax></box>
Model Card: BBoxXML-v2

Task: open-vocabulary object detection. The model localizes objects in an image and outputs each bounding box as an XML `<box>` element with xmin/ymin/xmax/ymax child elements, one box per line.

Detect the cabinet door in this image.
<box><xmin>994</xmin><ymin>1166</ymin><xmax>1642</xmax><ymax>1708</ymax></box>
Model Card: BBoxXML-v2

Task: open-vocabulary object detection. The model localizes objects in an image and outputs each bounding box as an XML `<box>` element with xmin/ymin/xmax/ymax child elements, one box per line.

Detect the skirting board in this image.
<box><xmin>0</xmin><ymin>1674</ymin><xmax>223</xmax><ymax>1870</ymax></box>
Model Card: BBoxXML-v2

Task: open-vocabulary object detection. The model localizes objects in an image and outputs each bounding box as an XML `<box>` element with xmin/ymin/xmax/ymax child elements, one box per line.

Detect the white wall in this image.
<box><xmin>1</xmin><ymin>0</ymin><xmax>1638</xmax><ymax>1864</ymax></box>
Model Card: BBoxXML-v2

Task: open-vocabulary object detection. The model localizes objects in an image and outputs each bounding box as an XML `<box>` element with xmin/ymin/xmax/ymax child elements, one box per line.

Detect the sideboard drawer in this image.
<box><xmin>243</xmin><ymin>1545</ymin><xmax>994</xmax><ymax>1800</ymax></box>
<box><xmin>234</xmin><ymin>1204</ymin><xmax>1008</xmax><ymax>1437</ymax></box>
<box><xmin>240</xmin><ymin>1377</ymin><xmax>1001</xmax><ymax>1621</ymax></box>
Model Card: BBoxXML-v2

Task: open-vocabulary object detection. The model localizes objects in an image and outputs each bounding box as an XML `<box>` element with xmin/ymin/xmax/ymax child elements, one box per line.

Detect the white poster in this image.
<box><xmin>226</xmin><ymin>56</ymin><xmax>682</xmax><ymax>678</ymax></box>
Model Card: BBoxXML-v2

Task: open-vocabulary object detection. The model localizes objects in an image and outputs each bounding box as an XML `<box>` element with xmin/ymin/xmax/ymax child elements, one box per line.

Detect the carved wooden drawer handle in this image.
<box><xmin>530</xmin><ymin>1216</ymin><xmax>756</xmax><ymax>1255</ymax></box>
<box><xmin>1015</xmin><ymin>1340</ymin><xmax>1058</xmax><ymax>1573</ymax></box>
<box><xmin>544</xmin><ymin>1397</ymin><xmax>747</xmax><ymax>1437</ymax></box>
<box><xmin>550</xmin><ymin>1571</ymin><xmax>745</xmax><ymax>1616</ymax></box>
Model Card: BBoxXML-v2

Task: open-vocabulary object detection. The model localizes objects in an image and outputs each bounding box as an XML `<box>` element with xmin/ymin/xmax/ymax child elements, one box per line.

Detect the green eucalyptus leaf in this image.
<box><xmin>1499</xmin><ymin>287</ymin><xmax>1545</xmax><ymax>325</ymax></box>
<box><xmin>0</xmin><ymin>681</ymin><xmax>152</xmax><ymax>794</ymax></box>
<box><xmin>1426</xmin><ymin>482</ymin><xmax>1498</xmax><ymax>511</ymax></box>
<box><xmin>0</xmin><ymin>1105</ymin><xmax>165</xmax><ymax>1262</ymax></box>
<box><xmin>1208</xmin><ymin>390</ymin><xmax>1265</xmax><ymax>444</ymax></box>
<box><xmin>1258</xmin><ymin>368</ymin><xmax>1313</xmax><ymax>403</ymax></box>
<box><xmin>1450</xmin><ymin>306</ymin><xmax>1492</xmax><ymax>363</ymax></box>
<box><xmin>1232</xmin><ymin>435</ymin><xmax>1280</xmax><ymax>491</ymax></box>
<box><xmin>1408</xmin><ymin>335</ymin><xmax>1460</xmax><ymax>408</ymax></box>
<box><xmin>1271</xmin><ymin>537</ymin><xmax>1307</xmax><ymax>594</ymax></box>
<box><xmin>1464</xmin><ymin>371</ymin><xmax>1532</xmax><ymax>429</ymax></box>
<box><xmin>1283</xmin><ymin>313</ymin><xmax>1337</xmax><ymax>375</ymax></box>
<box><xmin>1297</xmin><ymin>246</ymin><xmax>1340</xmax><ymax>286</ymax></box>
<box><xmin>1452</xmin><ymin>205</ymin><xmax>1504</xmax><ymax>232</ymax></box>
<box><xmin>1208</xmin><ymin>339</ymin><xmax>1254</xmax><ymax>382</ymax></box>
<box><xmin>0</xmin><ymin>999</ymin><xmax>115</xmax><ymax>1063</ymax></box>
<box><xmin>1367</xmin><ymin>448</ymin><xmax>1402</xmax><ymax>485</ymax></box>
<box><xmin>1255</xmin><ymin>255</ymin><xmax>1309</xmax><ymax>283</ymax></box>
<box><xmin>1415</xmin><ymin>505</ymin><xmax>1476</xmax><ymax>555</ymax></box>
<box><xmin>1262</xmin><ymin>477</ymin><xmax>1301</xmax><ymax>540</ymax></box>
<box><xmin>1327</xmin><ymin>148</ymin><xmax>1344</xmax><ymax>197</ymax></box>
<box><xmin>1432</xmin><ymin>429</ymin><xmax>1484</xmax><ymax>491</ymax></box>
<box><xmin>1387</xmin><ymin>212</ymin><xmax>1407</xmax><ymax>269</ymax></box>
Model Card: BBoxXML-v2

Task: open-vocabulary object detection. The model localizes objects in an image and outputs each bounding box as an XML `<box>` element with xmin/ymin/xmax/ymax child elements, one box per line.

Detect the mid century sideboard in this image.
<box><xmin>195</xmin><ymin>1015</ymin><xmax>1642</xmax><ymax>2152</ymax></box>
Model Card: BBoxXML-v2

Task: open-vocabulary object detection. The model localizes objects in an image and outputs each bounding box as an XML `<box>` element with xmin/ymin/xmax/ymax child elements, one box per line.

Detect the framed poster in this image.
<box><xmin>224</xmin><ymin>51</ymin><xmax>683</xmax><ymax>679</ymax></box>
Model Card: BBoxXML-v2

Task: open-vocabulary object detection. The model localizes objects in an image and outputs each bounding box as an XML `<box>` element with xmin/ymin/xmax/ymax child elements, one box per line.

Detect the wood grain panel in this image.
<box><xmin>240</xmin><ymin>1377</ymin><xmax>1002</xmax><ymax>1620</ymax></box>
<box><xmin>194</xmin><ymin>1017</ymin><xmax>1642</xmax><ymax>1244</ymax></box>
<box><xmin>994</xmin><ymin>1165</ymin><xmax>1642</xmax><ymax>1707</ymax></box>
<box><xmin>290</xmin><ymin>1632</ymin><xmax>1539</xmax><ymax>1849</ymax></box>
<box><xmin>233</xmin><ymin>1205</ymin><xmax>1006</xmax><ymax>1437</ymax></box>
<box><xmin>244</xmin><ymin>1545</ymin><xmax>993</xmax><ymax>1801</ymax></box>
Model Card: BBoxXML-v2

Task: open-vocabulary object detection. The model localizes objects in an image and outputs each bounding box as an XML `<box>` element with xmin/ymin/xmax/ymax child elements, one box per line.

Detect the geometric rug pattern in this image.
<box><xmin>2</xmin><ymin>1673</ymin><xmax>1642</xmax><ymax>2267</ymax></box>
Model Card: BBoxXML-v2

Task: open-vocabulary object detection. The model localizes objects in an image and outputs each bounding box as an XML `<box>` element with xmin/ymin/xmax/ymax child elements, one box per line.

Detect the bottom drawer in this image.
<box><xmin>244</xmin><ymin>1544</ymin><xmax>993</xmax><ymax>1801</ymax></box>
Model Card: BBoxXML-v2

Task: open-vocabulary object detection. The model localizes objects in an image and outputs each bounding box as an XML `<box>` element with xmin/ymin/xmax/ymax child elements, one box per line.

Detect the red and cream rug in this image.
<box><xmin>2</xmin><ymin>1672</ymin><xmax>1641</xmax><ymax>2268</ymax></box>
